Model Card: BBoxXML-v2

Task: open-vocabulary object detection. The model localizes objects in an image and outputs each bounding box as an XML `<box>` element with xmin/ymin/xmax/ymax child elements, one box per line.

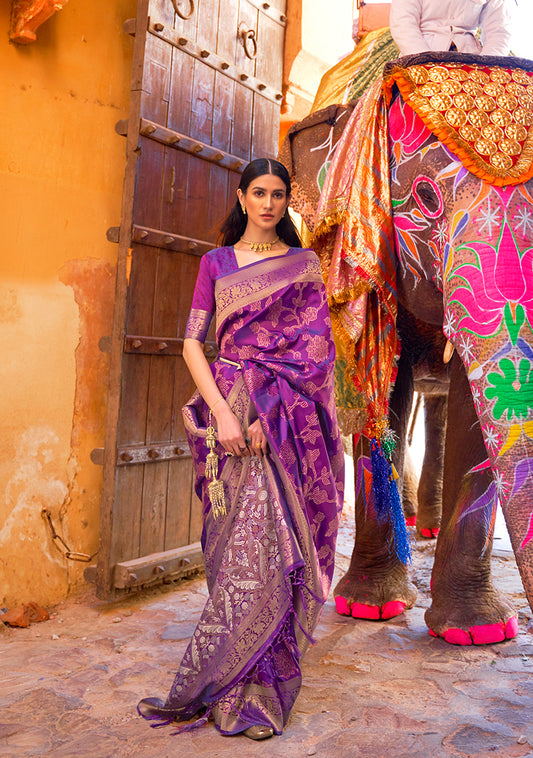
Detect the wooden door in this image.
<box><xmin>90</xmin><ymin>0</ymin><xmax>286</xmax><ymax>598</ymax></box>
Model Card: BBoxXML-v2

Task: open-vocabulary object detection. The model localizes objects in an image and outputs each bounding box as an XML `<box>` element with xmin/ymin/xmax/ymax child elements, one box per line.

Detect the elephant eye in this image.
<box><xmin>413</xmin><ymin>177</ymin><xmax>443</xmax><ymax>218</ymax></box>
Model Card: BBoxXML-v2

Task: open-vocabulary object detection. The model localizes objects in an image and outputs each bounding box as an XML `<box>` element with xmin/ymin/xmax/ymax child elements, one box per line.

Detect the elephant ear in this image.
<box><xmin>278</xmin><ymin>104</ymin><xmax>355</xmax><ymax>231</ymax></box>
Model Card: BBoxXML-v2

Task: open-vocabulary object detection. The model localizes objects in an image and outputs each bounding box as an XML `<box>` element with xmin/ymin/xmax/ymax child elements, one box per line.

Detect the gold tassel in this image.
<box><xmin>208</xmin><ymin>479</ymin><xmax>227</xmax><ymax>519</ymax></box>
<box><xmin>205</xmin><ymin>449</ymin><xmax>219</xmax><ymax>480</ymax></box>
<box><xmin>205</xmin><ymin>414</ymin><xmax>227</xmax><ymax>519</ymax></box>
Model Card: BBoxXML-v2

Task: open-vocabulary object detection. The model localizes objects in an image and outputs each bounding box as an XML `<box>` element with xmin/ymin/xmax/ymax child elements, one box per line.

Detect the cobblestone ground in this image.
<box><xmin>1</xmin><ymin>502</ymin><xmax>532</xmax><ymax>758</ymax></box>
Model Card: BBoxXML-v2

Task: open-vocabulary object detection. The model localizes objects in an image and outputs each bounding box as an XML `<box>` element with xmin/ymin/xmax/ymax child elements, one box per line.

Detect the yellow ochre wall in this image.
<box><xmin>0</xmin><ymin>1</ymin><xmax>136</xmax><ymax>607</ymax></box>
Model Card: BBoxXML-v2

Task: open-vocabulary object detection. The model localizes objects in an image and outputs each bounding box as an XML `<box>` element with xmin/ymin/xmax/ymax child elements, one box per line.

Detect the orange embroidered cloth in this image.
<box><xmin>385</xmin><ymin>60</ymin><xmax>533</xmax><ymax>187</ymax></box>
<box><xmin>313</xmin><ymin>79</ymin><xmax>397</xmax><ymax>440</ymax></box>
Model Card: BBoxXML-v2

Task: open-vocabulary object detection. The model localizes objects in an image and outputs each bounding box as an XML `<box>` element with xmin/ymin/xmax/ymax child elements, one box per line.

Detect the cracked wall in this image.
<box><xmin>0</xmin><ymin>0</ymin><xmax>136</xmax><ymax>606</ymax></box>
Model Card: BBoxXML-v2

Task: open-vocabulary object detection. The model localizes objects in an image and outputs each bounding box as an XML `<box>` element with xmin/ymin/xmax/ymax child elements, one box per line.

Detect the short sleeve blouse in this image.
<box><xmin>184</xmin><ymin>247</ymin><xmax>236</xmax><ymax>342</ymax></box>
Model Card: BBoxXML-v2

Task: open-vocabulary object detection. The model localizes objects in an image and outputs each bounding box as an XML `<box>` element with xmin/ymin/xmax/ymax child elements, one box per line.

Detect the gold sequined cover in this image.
<box><xmin>386</xmin><ymin>62</ymin><xmax>533</xmax><ymax>186</ymax></box>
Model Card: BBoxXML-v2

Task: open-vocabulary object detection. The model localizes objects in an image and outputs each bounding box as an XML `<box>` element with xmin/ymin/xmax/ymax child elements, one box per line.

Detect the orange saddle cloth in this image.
<box><xmin>386</xmin><ymin>57</ymin><xmax>533</xmax><ymax>186</ymax></box>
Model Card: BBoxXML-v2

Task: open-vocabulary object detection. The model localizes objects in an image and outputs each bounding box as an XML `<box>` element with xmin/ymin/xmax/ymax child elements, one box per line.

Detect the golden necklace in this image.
<box><xmin>240</xmin><ymin>236</ymin><xmax>279</xmax><ymax>253</ymax></box>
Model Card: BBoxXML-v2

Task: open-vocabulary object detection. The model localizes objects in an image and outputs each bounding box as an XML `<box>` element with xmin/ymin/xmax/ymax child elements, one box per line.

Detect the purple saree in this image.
<box><xmin>138</xmin><ymin>246</ymin><xmax>344</xmax><ymax>735</ymax></box>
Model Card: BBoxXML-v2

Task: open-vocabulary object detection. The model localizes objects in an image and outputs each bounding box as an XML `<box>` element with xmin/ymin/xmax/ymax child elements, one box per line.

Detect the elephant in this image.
<box><xmin>402</xmin><ymin>392</ymin><xmax>446</xmax><ymax>539</ymax></box>
<box><xmin>280</xmin><ymin>50</ymin><xmax>533</xmax><ymax>645</ymax></box>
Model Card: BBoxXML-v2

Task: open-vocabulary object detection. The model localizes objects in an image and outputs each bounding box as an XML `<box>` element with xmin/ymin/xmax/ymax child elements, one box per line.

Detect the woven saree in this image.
<box><xmin>138</xmin><ymin>246</ymin><xmax>344</xmax><ymax>735</ymax></box>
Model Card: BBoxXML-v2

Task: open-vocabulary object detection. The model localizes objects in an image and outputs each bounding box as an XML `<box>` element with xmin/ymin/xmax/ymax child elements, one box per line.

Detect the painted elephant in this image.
<box><xmin>281</xmin><ymin>51</ymin><xmax>533</xmax><ymax>644</ymax></box>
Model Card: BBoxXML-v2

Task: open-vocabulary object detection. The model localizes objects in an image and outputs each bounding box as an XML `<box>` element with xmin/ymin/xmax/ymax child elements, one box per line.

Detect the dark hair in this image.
<box><xmin>218</xmin><ymin>158</ymin><xmax>302</xmax><ymax>248</ymax></box>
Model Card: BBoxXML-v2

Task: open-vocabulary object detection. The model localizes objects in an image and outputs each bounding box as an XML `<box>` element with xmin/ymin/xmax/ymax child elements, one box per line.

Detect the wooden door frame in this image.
<box><xmin>88</xmin><ymin>0</ymin><xmax>286</xmax><ymax>599</ymax></box>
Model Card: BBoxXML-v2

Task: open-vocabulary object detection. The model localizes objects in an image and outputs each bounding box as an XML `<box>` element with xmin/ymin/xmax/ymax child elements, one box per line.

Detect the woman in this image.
<box><xmin>138</xmin><ymin>159</ymin><xmax>344</xmax><ymax>740</ymax></box>
<box><xmin>390</xmin><ymin>0</ymin><xmax>511</xmax><ymax>57</ymax></box>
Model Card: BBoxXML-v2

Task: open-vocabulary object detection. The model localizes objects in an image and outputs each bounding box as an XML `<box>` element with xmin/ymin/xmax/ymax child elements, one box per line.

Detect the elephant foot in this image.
<box><xmin>335</xmin><ymin>597</ymin><xmax>407</xmax><ymax>620</ymax></box>
<box><xmin>334</xmin><ymin>564</ymin><xmax>417</xmax><ymax>621</ymax></box>
<box><xmin>419</xmin><ymin>527</ymin><xmax>439</xmax><ymax>539</ymax></box>
<box><xmin>427</xmin><ymin>617</ymin><xmax>519</xmax><ymax>645</ymax></box>
<box><xmin>425</xmin><ymin>592</ymin><xmax>519</xmax><ymax>645</ymax></box>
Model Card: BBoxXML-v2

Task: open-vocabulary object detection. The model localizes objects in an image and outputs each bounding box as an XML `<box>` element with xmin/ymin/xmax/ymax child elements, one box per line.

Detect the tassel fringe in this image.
<box><xmin>370</xmin><ymin>437</ymin><xmax>411</xmax><ymax>565</ymax></box>
<box><xmin>208</xmin><ymin>479</ymin><xmax>227</xmax><ymax>520</ymax></box>
<box><xmin>205</xmin><ymin>414</ymin><xmax>227</xmax><ymax>520</ymax></box>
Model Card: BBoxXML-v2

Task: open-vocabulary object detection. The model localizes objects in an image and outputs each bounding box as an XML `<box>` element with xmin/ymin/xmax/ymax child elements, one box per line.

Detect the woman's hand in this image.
<box><xmin>182</xmin><ymin>339</ymin><xmax>249</xmax><ymax>457</ymax></box>
<box><xmin>247</xmin><ymin>418</ymin><xmax>268</xmax><ymax>457</ymax></box>
<box><xmin>213</xmin><ymin>401</ymin><xmax>249</xmax><ymax>457</ymax></box>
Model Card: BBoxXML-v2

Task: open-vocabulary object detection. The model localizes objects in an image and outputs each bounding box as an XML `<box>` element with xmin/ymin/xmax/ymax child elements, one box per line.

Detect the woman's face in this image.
<box><xmin>238</xmin><ymin>174</ymin><xmax>289</xmax><ymax>233</ymax></box>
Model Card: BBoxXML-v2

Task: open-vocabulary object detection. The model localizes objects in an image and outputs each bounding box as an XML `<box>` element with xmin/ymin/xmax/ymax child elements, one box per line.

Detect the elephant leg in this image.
<box><xmin>416</xmin><ymin>394</ymin><xmax>446</xmax><ymax>539</ymax></box>
<box><xmin>424</xmin><ymin>355</ymin><xmax>518</xmax><ymax>645</ymax></box>
<box><xmin>335</xmin><ymin>349</ymin><xmax>418</xmax><ymax>620</ymax></box>
<box><xmin>389</xmin><ymin>338</ymin><xmax>416</xmax><ymax>519</ymax></box>
<box><xmin>402</xmin><ymin>448</ymin><xmax>418</xmax><ymax>526</ymax></box>
<box><xmin>334</xmin><ymin>435</ymin><xmax>418</xmax><ymax>619</ymax></box>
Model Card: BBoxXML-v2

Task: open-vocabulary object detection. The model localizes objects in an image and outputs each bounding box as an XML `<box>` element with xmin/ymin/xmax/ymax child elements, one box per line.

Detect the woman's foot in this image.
<box><xmin>243</xmin><ymin>725</ymin><xmax>274</xmax><ymax>740</ymax></box>
<box><xmin>137</xmin><ymin>697</ymin><xmax>177</xmax><ymax>726</ymax></box>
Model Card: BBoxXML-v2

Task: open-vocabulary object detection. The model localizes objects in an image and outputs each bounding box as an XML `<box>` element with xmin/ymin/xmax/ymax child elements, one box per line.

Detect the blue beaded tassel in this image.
<box><xmin>370</xmin><ymin>432</ymin><xmax>411</xmax><ymax>565</ymax></box>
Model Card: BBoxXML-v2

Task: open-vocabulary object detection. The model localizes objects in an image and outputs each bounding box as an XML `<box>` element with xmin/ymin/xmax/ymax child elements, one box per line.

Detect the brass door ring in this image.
<box><xmin>172</xmin><ymin>0</ymin><xmax>194</xmax><ymax>20</ymax></box>
<box><xmin>240</xmin><ymin>28</ymin><xmax>257</xmax><ymax>60</ymax></box>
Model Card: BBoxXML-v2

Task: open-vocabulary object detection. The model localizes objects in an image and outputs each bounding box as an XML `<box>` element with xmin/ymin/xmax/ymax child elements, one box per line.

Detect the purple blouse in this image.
<box><xmin>184</xmin><ymin>246</ymin><xmax>300</xmax><ymax>343</ymax></box>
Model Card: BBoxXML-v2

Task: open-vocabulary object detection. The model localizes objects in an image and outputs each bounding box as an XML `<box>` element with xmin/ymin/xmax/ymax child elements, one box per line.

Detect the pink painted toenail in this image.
<box><xmin>505</xmin><ymin>616</ymin><xmax>519</xmax><ymax>639</ymax></box>
<box><xmin>428</xmin><ymin>628</ymin><xmax>437</xmax><ymax>637</ymax></box>
<box><xmin>470</xmin><ymin>623</ymin><xmax>505</xmax><ymax>645</ymax></box>
<box><xmin>381</xmin><ymin>601</ymin><xmax>406</xmax><ymax>619</ymax></box>
<box><xmin>351</xmin><ymin>603</ymin><xmax>380</xmax><ymax>620</ymax></box>
<box><xmin>334</xmin><ymin>596</ymin><xmax>351</xmax><ymax>616</ymax></box>
<box><xmin>420</xmin><ymin>528</ymin><xmax>437</xmax><ymax>539</ymax></box>
<box><xmin>431</xmin><ymin>528</ymin><xmax>440</xmax><ymax>538</ymax></box>
<box><xmin>443</xmin><ymin>628</ymin><xmax>472</xmax><ymax>645</ymax></box>
<box><xmin>405</xmin><ymin>515</ymin><xmax>417</xmax><ymax>526</ymax></box>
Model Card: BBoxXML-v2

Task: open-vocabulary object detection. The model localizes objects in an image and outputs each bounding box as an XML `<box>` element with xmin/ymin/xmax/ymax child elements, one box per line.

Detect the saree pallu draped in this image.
<box><xmin>140</xmin><ymin>248</ymin><xmax>344</xmax><ymax>735</ymax></box>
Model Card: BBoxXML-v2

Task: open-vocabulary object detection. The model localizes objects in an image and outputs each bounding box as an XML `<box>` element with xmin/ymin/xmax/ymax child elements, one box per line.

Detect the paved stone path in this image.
<box><xmin>1</xmin><ymin>505</ymin><xmax>532</xmax><ymax>758</ymax></box>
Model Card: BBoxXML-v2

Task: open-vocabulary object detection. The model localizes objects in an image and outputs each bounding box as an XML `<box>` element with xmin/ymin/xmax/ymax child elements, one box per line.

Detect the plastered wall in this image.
<box><xmin>282</xmin><ymin>0</ymin><xmax>353</xmax><ymax>129</ymax></box>
<box><xmin>0</xmin><ymin>0</ymin><xmax>136</xmax><ymax>607</ymax></box>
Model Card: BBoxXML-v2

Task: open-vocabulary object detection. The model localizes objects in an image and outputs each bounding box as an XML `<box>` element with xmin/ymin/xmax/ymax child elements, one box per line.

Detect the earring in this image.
<box><xmin>241</xmin><ymin>204</ymin><xmax>246</xmax><ymax>215</ymax></box>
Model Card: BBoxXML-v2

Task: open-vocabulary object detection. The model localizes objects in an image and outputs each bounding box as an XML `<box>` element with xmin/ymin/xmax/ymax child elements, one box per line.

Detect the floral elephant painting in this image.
<box><xmin>281</xmin><ymin>51</ymin><xmax>533</xmax><ymax>645</ymax></box>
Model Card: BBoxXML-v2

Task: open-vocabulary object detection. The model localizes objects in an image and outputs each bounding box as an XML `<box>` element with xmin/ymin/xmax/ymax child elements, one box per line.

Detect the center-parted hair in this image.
<box><xmin>218</xmin><ymin>158</ymin><xmax>302</xmax><ymax>248</ymax></box>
